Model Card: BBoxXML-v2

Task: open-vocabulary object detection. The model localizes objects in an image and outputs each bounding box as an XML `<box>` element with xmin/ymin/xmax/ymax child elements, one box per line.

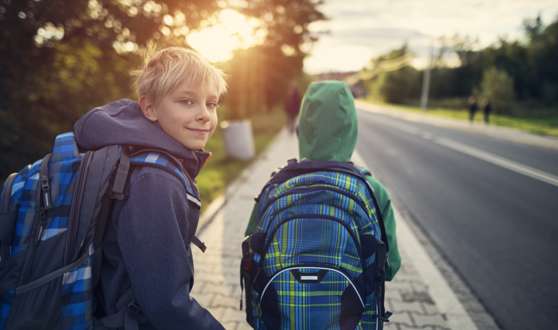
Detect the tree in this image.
<box><xmin>526</xmin><ymin>18</ymin><xmax>558</xmax><ymax>103</ymax></box>
<box><xmin>523</xmin><ymin>15</ymin><xmax>544</xmax><ymax>42</ymax></box>
<box><xmin>375</xmin><ymin>66</ymin><xmax>421</xmax><ymax>104</ymax></box>
<box><xmin>480</xmin><ymin>67</ymin><xmax>515</xmax><ymax>113</ymax></box>
<box><xmin>240</xmin><ymin>0</ymin><xmax>326</xmax><ymax>107</ymax></box>
<box><xmin>0</xmin><ymin>0</ymin><xmax>220</xmax><ymax>178</ymax></box>
<box><xmin>0</xmin><ymin>0</ymin><xmax>219</xmax><ymax>109</ymax></box>
<box><xmin>224</xmin><ymin>47</ymin><xmax>268</xmax><ymax>119</ymax></box>
<box><xmin>363</xmin><ymin>44</ymin><xmax>420</xmax><ymax>103</ymax></box>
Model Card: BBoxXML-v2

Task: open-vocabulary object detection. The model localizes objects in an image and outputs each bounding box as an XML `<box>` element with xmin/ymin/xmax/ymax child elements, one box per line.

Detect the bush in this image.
<box><xmin>480</xmin><ymin>67</ymin><xmax>516</xmax><ymax>113</ymax></box>
<box><xmin>376</xmin><ymin>66</ymin><xmax>421</xmax><ymax>104</ymax></box>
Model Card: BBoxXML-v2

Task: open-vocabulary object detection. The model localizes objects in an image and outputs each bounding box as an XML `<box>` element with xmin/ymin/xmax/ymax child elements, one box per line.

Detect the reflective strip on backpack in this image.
<box><xmin>62</xmin><ymin>265</ymin><xmax>92</xmax><ymax>285</ymax></box>
<box><xmin>10</xmin><ymin>181</ymin><xmax>24</xmax><ymax>197</ymax></box>
<box><xmin>144</xmin><ymin>153</ymin><xmax>160</xmax><ymax>163</ymax></box>
<box><xmin>186</xmin><ymin>193</ymin><xmax>201</xmax><ymax>207</ymax></box>
<box><xmin>41</xmin><ymin>228</ymin><xmax>67</xmax><ymax>241</ymax></box>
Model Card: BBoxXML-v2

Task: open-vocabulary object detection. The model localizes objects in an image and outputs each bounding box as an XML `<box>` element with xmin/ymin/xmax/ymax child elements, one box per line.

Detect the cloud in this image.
<box><xmin>306</xmin><ymin>0</ymin><xmax>558</xmax><ymax>73</ymax></box>
<box><xmin>333</xmin><ymin>27</ymin><xmax>429</xmax><ymax>43</ymax></box>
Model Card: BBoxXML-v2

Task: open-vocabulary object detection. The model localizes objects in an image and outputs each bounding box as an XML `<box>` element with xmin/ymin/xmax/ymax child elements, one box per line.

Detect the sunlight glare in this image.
<box><xmin>187</xmin><ymin>9</ymin><xmax>264</xmax><ymax>63</ymax></box>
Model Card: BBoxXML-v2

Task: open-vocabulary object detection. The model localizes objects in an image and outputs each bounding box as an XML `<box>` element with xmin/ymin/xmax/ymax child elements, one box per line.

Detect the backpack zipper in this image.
<box><xmin>65</xmin><ymin>151</ymin><xmax>93</xmax><ymax>263</ymax></box>
<box><xmin>14</xmin><ymin>249</ymin><xmax>89</xmax><ymax>294</ymax></box>
<box><xmin>17</xmin><ymin>155</ymin><xmax>52</xmax><ymax>285</ymax></box>
<box><xmin>259</xmin><ymin>265</ymin><xmax>365</xmax><ymax>308</ymax></box>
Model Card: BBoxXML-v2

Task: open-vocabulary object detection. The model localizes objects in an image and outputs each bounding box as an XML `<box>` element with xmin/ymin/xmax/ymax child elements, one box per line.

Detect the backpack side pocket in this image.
<box><xmin>240</xmin><ymin>232</ymin><xmax>266</xmax><ymax>326</ymax></box>
<box><xmin>0</xmin><ymin>173</ymin><xmax>18</xmax><ymax>264</ymax></box>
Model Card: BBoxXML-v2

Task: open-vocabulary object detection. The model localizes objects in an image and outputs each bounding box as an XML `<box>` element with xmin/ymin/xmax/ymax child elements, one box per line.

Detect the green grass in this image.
<box><xmin>196</xmin><ymin>109</ymin><xmax>286</xmax><ymax>210</ymax></box>
<box><xmin>361</xmin><ymin>100</ymin><xmax>558</xmax><ymax>138</ymax></box>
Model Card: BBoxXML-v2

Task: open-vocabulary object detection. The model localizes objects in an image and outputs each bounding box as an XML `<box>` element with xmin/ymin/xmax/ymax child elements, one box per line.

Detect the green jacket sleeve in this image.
<box><xmin>366</xmin><ymin>176</ymin><xmax>401</xmax><ymax>281</ymax></box>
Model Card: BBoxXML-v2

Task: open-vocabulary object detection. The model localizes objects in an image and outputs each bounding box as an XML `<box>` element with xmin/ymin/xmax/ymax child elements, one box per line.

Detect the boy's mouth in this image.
<box><xmin>186</xmin><ymin>127</ymin><xmax>211</xmax><ymax>133</ymax></box>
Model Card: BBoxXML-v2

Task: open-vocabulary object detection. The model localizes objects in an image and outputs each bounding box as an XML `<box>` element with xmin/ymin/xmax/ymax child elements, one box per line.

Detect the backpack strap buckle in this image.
<box><xmin>39</xmin><ymin>154</ymin><xmax>52</xmax><ymax>214</ymax></box>
<box><xmin>110</xmin><ymin>151</ymin><xmax>130</xmax><ymax>200</ymax></box>
<box><xmin>191</xmin><ymin>235</ymin><xmax>207</xmax><ymax>252</ymax></box>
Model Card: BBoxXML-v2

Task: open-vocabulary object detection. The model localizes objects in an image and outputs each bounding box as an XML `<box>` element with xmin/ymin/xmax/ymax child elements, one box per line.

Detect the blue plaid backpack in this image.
<box><xmin>0</xmin><ymin>132</ymin><xmax>204</xmax><ymax>330</ymax></box>
<box><xmin>241</xmin><ymin>159</ymin><xmax>391</xmax><ymax>330</ymax></box>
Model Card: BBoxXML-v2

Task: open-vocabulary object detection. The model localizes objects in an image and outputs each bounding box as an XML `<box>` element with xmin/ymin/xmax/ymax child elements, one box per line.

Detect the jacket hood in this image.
<box><xmin>298</xmin><ymin>81</ymin><xmax>357</xmax><ymax>162</ymax></box>
<box><xmin>73</xmin><ymin>98</ymin><xmax>209</xmax><ymax>178</ymax></box>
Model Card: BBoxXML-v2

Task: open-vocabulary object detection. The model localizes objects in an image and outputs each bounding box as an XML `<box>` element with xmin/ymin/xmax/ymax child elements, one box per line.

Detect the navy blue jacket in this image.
<box><xmin>74</xmin><ymin>99</ymin><xmax>223</xmax><ymax>330</ymax></box>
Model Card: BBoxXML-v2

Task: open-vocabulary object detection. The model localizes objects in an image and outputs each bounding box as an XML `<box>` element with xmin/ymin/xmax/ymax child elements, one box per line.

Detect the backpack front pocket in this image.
<box><xmin>259</xmin><ymin>266</ymin><xmax>364</xmax><ymax>330</ymax></box>
<box><xmin>6</xmin><ymin>272</ymin><xmax>63</xmax><ymax>329</ymax></box>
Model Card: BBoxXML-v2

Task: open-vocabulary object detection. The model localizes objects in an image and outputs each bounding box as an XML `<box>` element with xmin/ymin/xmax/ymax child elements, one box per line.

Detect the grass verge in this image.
<box><xmin>197</xmin><ymin>109</ymin><xmax>286</xmax><ymax>210</ymax></box>
<box><xmin>361</xmin><ymin>100</ymin><xmax>558</xmax><ymax>138</ymax></box>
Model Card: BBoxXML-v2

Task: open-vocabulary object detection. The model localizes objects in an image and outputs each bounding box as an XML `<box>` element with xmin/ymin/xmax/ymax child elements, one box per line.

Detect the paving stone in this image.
<box><xmin>221</xmin><ymin>307</ymin><xmax>245</xmax><ymax>322</ymax></box>
<box><xmin>410</xmin><ymin>312</ymin><xmax>449</xmax><ymax>329</ymax></box>
<box><xmin>187</xmin><ymin>131</ymin><xmax>480</xmax><ymax>329</ymax></box>
<box><xmin>388</xmin><ymin>311</ymin><xmax>415</xmax><ymax>326</ymax></box>
<box><xmin>384</xmin><ymin>322</ymin><xmax>401</xmax><ymax>330</ymax></box>
<box><xmin>222</xmin><ymin>321</ymin><xmax>239</xmax><ymax>330</ymax></box>
<box><xmin>192</xmin><ymin>292</ymin><xmax>215</xmax><ymax>307</ymax></box>
<box><xmin>391</xmin><ymin>300</ymin><xmax>427</xmax><ymax>314</ymax></box>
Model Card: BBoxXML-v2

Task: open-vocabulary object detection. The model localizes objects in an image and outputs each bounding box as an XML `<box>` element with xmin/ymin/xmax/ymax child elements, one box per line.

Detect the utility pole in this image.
<box><xmin>420</xmin><ymin>44</ymin><xmax>433</xmax><ymax>110</ymax></box>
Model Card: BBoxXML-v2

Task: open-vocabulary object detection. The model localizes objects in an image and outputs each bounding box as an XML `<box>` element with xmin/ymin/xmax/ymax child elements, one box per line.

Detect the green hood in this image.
<box><xmin>298</xmin><ymin>81</ymin><xmax>357</xmax><ymax>162</ymax></box>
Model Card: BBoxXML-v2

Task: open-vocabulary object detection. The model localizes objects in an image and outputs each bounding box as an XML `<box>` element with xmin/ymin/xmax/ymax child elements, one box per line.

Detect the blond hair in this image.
<box><xmin>134</xmin><ymin>47</ymin><xmax>227</xmax><ymax>104</ymax></box>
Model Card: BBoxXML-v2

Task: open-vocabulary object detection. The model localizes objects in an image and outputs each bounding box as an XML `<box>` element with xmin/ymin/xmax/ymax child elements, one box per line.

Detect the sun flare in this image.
<box><xmin>187</xmin><ymin>9</ymin><xmax>265</xmax><ymax>63</ymax></box>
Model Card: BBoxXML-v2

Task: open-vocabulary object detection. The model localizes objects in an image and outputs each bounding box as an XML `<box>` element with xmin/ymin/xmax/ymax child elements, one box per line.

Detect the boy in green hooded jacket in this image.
<box><xmin>245</xmin><ymin>80</ymin><xmax>400</xmax><ymax>280</ymax></box>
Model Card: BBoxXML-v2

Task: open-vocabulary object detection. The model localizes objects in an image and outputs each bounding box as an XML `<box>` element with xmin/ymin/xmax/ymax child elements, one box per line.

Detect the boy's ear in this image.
<box><xmin>139</xmin><ymin>96</ymin><xmax>158</xmax><ymax>122</ymax></box>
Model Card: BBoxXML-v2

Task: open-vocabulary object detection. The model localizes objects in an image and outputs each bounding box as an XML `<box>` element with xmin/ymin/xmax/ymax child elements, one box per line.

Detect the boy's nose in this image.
<box><xmin>196</xmin><ymin>104</ymin><xmax>211</xmax><ymax>122</ymax></box>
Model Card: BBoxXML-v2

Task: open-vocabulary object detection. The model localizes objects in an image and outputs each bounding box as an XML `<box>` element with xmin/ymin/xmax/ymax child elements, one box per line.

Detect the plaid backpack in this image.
<box><xmin>0</xmin><ymin>132</ymin><xmax>204</xmax><ymax>330</ymax></box>
<box><xmin>241</xmin><ymin>159</ymin><xmax>391</xmax><ymax>330</ymax></box>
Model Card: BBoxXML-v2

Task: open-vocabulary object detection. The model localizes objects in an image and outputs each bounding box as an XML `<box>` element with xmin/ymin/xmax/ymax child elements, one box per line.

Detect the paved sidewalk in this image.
<box><xmin>191</xmin><ymin>130</ymin><xmax>482</xmax><ymax>330</ymax></box>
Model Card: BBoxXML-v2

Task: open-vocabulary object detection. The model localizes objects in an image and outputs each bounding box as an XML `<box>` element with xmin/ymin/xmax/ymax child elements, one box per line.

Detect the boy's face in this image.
<box><xmin>141</xmin><ymin>79</ymin><xmax>219</xmax><ymax>150</ymax></box>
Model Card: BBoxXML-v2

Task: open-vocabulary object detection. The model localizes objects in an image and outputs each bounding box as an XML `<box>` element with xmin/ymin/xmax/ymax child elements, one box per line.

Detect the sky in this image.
<box><xmin>304</xmin><ymin>0</ymin><xmax>558</xmax><ymax>73</ymax></box>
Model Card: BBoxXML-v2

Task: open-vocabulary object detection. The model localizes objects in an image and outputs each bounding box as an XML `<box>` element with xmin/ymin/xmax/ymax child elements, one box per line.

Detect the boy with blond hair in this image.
<box><xmin>76</xmin><ymin>47</ymin><xmax>227</xmax><ymax>329</ymax></box>
<box><xmin>0</xmin><ymin>47</ymin><xmax>225</xmax><ymax>329</ymax></box>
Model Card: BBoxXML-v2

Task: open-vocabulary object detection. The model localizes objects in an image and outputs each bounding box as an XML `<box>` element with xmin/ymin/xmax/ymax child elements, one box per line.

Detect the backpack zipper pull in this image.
<box><xmin>40</xmin><ymin>176</ymin><xmax>51</xmax><ymax>210</ymax></box>
<box><xmin>37</xmin><ymin>174</ymin><xmax>51</xmax><ymax>242</ymax></box>
<box><xmin>36</xmin><ymin>225</ymin><xmax>44</xmax><ymax>242</ymax></box>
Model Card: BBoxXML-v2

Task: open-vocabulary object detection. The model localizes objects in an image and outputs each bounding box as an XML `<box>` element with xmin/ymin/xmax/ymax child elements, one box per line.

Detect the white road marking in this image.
<box><xmin>353</xmin><ymin>151</ymin><xmax>479</xmax><ymax>330</ymax></box>
<box><xmin>436</xmin><ymin>138</ymin><xmax>558</xmax><ymax>188</ymax></box>
<box><xmin>365</xmin><ymin>114</ymin><xmax>558</xmax><ymax>188</ymax></box>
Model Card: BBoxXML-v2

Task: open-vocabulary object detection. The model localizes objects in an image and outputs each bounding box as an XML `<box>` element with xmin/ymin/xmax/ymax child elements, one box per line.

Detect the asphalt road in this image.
<box><xmin>355</xmin><ymin>108</ymin><xmax>558</xmax><ymax>330</ymax></box>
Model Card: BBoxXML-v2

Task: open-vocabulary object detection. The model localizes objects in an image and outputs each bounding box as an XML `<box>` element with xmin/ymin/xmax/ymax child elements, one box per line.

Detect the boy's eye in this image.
<box><xmin>206</xmin><ymin>102</ymin><xmax>219</xmax><ymax>110</ymax></box>
<box><xmin>180</xmin><ymin>99</ymin><xmax>195</xmax><ymax>106</ymax></box>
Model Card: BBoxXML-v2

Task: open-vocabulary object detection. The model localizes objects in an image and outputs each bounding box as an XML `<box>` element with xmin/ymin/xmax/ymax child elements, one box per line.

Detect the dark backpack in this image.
<box><xmin>0</xmin><ymin>132</ymin><xmax>204</xmax><ymax>330</ymax></box>
<box><xmin>241</xmin><ymin>159</ymin><xmax>391</xmax><ymax>330</ymax></box>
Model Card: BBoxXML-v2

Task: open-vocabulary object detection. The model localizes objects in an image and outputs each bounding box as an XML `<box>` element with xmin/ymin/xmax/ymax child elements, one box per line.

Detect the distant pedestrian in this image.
<box><xmin>284</xmin><ymin>83</ymin><xmax>302</xmax><ymax>134</ymax></box>
<box><xmin>468</xmin><ymin>95</ymin><xmax>478</xmax><ymax>123</ymax></box>
<box><xmin>483</xmin><ymin>100</ymin><xmax>492</xmax><ymax>124</ymax></box>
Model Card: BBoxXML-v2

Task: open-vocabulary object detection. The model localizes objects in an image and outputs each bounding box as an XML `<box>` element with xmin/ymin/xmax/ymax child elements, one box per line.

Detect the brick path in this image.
<box><xmin>191</xmin><ymin>130</ymin><xmax>480</xmax><ymax>330</ymax></box>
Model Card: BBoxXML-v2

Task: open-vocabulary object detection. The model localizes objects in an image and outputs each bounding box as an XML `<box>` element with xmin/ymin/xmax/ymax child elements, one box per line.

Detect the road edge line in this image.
<box><xmin>353</xmin><ymin>150</ymin><xmax>478</xmax><ymax>330</ymax></box>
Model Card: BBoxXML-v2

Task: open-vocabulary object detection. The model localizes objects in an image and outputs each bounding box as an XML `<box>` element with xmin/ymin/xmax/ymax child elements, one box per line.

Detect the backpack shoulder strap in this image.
<box><xmin>355</xmin><ymin>166</ymin><xmax>372</xmax><ymax>177</ymax></box>
<box><xmin>128</xmin><ymin>149</ymin><xmax>193</xmax><ymax>191</ymax></box>
<box><xmin>349</xmin><ymin>166</ymin><xmax>390</xmax><ymax>252</ymax></box>
<box><xmin>128</xmin><ymin>149</ymin><xmax>206</xmax><ymax>253</ymax></box>
<box><xmin>1</xmin><ymin>173</ymin><xmax>17</xmax><ymax>213</ymax></box>
<box><xmin>349</xmin><ymin>165</ymin><xmax>392</xmax><ymax>321</ymax></box>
